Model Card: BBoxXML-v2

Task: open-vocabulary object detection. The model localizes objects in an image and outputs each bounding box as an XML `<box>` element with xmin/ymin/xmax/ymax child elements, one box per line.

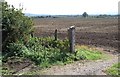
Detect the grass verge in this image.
<box><xmin>75</xmin><ymin>45</ymin><xmax>104</xmax><ymax>60</ymax></box>
<box><xmin>105</xmin><ymin>62</ymin><xmax>120</xmax><ymax>75</ymax></box>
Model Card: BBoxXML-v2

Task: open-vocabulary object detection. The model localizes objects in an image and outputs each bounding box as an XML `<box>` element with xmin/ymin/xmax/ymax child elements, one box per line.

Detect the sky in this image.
<box><xmin>5</xmin><ymin>0</ymin><xmax>120</xmax><ymax>15</ymax></box>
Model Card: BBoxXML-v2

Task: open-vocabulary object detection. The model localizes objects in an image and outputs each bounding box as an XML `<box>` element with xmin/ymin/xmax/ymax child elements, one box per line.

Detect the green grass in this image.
<box><xmin>105</xmin><ymin>63</ymin><xmax>120</xmax><ymax>75</ymax></box>
<box><xmin>75</xmin><ymin>45</ymin><xmax>103</xmax><ymax>60</ymax></box>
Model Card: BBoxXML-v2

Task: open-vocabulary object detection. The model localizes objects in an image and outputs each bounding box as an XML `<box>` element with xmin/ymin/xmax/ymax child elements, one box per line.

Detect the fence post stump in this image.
<box><xmin>68</xmin><ymin>26</ymin><xmax>75</xmax><ymax>53</ymax></box>
<box><xmin>54</xmin><ymin>29</ymin><xmax>58</xmax><ymax>41</ymax></box>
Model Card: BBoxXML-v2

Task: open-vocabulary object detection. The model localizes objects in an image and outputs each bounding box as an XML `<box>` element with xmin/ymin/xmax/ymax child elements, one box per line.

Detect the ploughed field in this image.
<box><xmin>33</xmin><ymin>17</ymin><xmax>118</xmax><ymax>52</ymax></box>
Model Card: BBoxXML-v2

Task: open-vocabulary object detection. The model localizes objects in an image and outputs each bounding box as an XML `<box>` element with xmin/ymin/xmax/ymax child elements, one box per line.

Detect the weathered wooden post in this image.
<box><xmin>54</xmin><ymin>29</ymin><xmax>58</xmax><ymax>41</ymax></box>
<box><xmin>68</xmin><ymin>26</ymin><xmax>75</xmax><ymax>53</ymax></box>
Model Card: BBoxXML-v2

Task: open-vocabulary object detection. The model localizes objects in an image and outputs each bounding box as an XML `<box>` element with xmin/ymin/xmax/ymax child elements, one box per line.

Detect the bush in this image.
<box><xmin>2</xmin><ymin>43</ymin><xmax>28</xmax><ymax>62</ymax></box>
<box><xmin>24</xmin><ymin>37</ymin><xmax>72</xmax><ymax>67</ymax></box>
<box><xmin>2</xmin><ymin>2</ymin><xmax>34</xmax><ymax>52</ymax></box>
<box><xmin>3</xmin><ymin>37</ymin><xmax>73</xmax><ymax>68</ymax></box>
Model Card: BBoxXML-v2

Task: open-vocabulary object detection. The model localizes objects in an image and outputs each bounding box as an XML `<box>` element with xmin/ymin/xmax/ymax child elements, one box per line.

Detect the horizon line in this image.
<box><xmin>24</xmin><ymin>13</ymin><xmax>118</xmax><ymax>16</ymax></box>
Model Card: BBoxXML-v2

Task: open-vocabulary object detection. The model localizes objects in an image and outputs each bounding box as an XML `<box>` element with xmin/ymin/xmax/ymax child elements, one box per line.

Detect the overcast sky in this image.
<box><xmin>5</xmin><ymin>0</ymin><xmax>119</xmax><ymax>15</ymax></box>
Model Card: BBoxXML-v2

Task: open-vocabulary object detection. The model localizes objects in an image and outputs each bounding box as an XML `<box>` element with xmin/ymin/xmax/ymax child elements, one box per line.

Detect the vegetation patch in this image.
<box><xmin>105</xmin><ymin>63</ymin><xmax>120</xmax><ymax>75</ymax></box>
<box><xmin>23</xmin><ymin>44</ymin><xmax>105</xmax><ymax>75</ymax></box>
<box><xmin>75</xmin><ymin>45</ymin><xmax>103</xmax><ymax>60</ymax></box>
<box><xmin>2</xmin><ymin>37</ymin><xmax>105</xmax><ymax>75</ymax></box>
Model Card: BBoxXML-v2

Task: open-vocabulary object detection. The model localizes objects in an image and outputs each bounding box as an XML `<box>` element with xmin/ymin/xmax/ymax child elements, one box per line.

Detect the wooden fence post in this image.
<box><xmin>68</xmin><ymin>26</ymin><xmax>75</xmax><ymax>53</ymax></box>
<box><xmin>54</xmin><ymin>29</ymin><xmax>57</xmax><ymax>41</ymax></box>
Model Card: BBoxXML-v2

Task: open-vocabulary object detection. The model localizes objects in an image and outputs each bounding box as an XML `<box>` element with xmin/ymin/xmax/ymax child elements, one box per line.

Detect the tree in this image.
<box><xmin>82</xmin><ymin>12</ymin><xmax>88</xmax><ymax>18</ymax></box>
<box><xmin>2</xmin><ymin>2</ymin><xmax>34</xmax><ymax>51</ymax></box>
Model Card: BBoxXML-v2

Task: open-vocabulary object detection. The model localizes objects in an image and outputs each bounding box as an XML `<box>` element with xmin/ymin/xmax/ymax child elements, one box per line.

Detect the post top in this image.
<box><xmin>70</xmin><ymin>26</ymin><xmax>75</xmax><ymax>29</ymax></box>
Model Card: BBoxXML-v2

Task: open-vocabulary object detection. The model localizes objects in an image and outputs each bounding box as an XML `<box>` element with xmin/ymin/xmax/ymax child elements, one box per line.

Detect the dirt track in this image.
<box><xmin>39</xmin><ymin>55</ymin><xmax>118</xmax><ymax>75</ymax></box>
<box><xmin>33</xmin><ymin>17</ymin><xmax>118</xmax><ymax>53</ymax></box>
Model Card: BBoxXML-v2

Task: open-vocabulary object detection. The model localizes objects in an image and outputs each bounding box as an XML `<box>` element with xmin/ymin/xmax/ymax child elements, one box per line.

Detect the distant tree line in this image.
<box><xmin>31</xmin><ymin>12</ymin><xmax>118</xmax><ymax>19</ymax></box>
<box><xmin>32</xmin><ymin>15</ymin><xmax>58</xmax><ymax>18</ymax></box>
<box><xmin>96</xmin><ymin>14</ymin><xmax>118</xmax><ymax>18</ymax></box>
<box><xmin>82</xmin><ymin>12</ymin><xmax>118</xmax><ymax>18</ymax></box>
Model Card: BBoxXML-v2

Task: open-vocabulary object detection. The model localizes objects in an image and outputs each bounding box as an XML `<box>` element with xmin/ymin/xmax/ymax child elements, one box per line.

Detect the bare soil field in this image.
<box><xmin>33</xmin><ymin>17</ymin><xmax>118</xmax><ymax>53</ymax></box>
